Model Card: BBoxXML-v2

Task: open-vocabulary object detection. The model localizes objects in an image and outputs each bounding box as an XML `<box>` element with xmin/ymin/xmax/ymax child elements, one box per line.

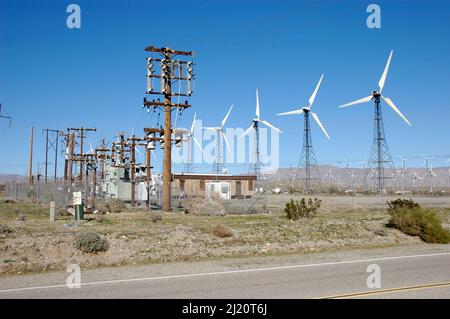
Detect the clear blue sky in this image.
<box><xmin>1</xmin><ymin>0</ymin><xmax>449</xmax><ymax>175</ymax></box>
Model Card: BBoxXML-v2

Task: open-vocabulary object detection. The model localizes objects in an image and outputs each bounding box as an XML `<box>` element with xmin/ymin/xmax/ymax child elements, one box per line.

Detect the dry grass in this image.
<box><xmin>0</xmin><ymin>198</ymin><xmax>449</xmax><ymax>276</ymax></box>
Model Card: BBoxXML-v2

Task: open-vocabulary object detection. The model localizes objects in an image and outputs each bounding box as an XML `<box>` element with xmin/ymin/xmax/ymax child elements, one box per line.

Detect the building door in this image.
<box><xmin>236</xmin><ymin>181</ymin><xmax>242</xmax><ymax>196</ymax></box>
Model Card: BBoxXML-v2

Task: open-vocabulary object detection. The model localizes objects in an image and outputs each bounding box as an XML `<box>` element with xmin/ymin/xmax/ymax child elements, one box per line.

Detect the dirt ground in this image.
<box><xmin>0</xmin><ymin>195</ymin><xmax>449</xmax><ymax>276</ymax></box>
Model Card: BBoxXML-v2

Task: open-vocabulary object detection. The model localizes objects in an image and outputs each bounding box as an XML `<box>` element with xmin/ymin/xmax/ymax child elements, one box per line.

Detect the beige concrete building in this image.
<box><xmin>173</xmin><ymin>173</ymin><xmax>257</xmax><ymax>199</ymax></box>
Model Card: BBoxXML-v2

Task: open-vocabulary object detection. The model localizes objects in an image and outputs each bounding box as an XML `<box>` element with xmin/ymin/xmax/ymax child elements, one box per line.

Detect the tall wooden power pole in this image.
<box><xmin>143</xmin><ymin>46</ymin><xmax>195</xmax><ymax>212</ymax></box>
<box><xmin>67</xmin><ymin>127</ymin><xmax>96</xmax><ymax>187</ymax></box>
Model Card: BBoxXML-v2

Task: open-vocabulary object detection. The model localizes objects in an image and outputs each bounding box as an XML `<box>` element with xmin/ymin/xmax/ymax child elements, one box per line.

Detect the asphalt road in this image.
<box><xmin>0</xmin><ymin>245</ymin><xmax>449</xmax><ymax>299</ymax></box>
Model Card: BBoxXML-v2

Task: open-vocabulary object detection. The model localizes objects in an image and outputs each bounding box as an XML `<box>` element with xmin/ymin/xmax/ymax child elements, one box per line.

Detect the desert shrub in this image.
<box><xmin>387</xmin><ymin>198</ymin><xmax>420</xmax><ymax>212</ymax></box>
<box><xmin>212</xmin><ymin>225</ymin><xmax>233</xmax><ymax>238</ymax></box>
<box><xmin>0</xmin><ymin>224</ymin><xmax>12</xmax><ymax>234</ymax></box>
<box><xmin>95</xmin><ymin>199</ymin><xmax>126</xmax><ymax>213</ymax></box>
<box><xmin>26</xmin><ymin>190</ymin><xmax>35</xmax><ymax>199</ymax></box>
<box><xmin>74</xmin><ymin>232</ymin><xmax>109</xmax><ymax>253</ymax></box>
<box><xmin>387</xmin><ymin>207</ymin><xmax>450</xmax><ymax>244</ymax></box>
<box><xmin>182</xmin><ymin>196</ymin><xmax>225</xmax><ymax>216</ymax></box>
<box><xmin>285</xmin><ymin>198</ymin><xmax>321</xmax><ymax>221</ymax></box>
<box><xmin>151</xmin><ymin>213</ymin><xmax>162</xmax><ymax>223</ymax></box>
<box><xmin>107</xmin><ymin>198</ymin><xmax>126</xmax><ymax>213</ymax></box>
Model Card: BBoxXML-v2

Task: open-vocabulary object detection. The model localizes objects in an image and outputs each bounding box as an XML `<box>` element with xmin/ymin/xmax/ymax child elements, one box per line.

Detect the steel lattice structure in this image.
<box><xmin>366</xmin><ymin>95</ymin><xmax>395</xmax><ymax>193</ymax></box>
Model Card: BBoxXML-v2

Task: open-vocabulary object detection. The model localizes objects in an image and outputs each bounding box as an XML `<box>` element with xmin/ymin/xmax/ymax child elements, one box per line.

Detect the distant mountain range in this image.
<box><xmin>2</xmin><ymin>165</ymin><xmax>450</xmax><ymax>190</ymax></box>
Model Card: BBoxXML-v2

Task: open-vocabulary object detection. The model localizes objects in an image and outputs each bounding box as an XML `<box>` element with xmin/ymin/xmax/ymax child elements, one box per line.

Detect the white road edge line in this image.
<box><xmin>1</xmin><ymin>251</ymin><xmax>449</xmax><ymax>293</ymax></box>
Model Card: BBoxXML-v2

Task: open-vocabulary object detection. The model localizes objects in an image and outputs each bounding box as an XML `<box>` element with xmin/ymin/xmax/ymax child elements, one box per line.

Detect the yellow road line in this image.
<box><xmin>318</xmin><ymin>281</ymin><xmax>450</xmax><ymax>299</ymax></box>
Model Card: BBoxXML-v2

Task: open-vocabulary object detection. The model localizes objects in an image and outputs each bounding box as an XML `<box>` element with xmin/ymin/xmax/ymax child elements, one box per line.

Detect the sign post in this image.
<box><xmin>73</xmin><ymin>192</ymin><xmax>84</xmax><ymax>221</ymax></box>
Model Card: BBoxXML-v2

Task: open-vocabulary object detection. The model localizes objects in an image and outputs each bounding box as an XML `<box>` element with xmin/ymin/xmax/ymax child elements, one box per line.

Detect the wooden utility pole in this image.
<box><xmin>146</xmin><ymin>143</ymin><xmax>151</xmax><ymax>208</ymax></box>
<box><xmin>143</xmin><ymin>46</ymin><xmax>194</xmax><ymax>212</ymax></box>
<box><xmin>28</xmin><ymin>126</ymin><xmax>34</xmax><ymax>184</ymax></box>
<box><xmin>68</xmin><ymin>132</ymin><xmax>75</xmax><ymax>186</ymax></box>
<box><xmin>129</xmin><ymin>134</ymin><xmax>137</xmax><ymax>207</ymax></box>
<box><xmin>143</xmin><ymin>128</ymin><xmax>183</xmax><ymax>209</ymax></box>
<box><xmin>63</xmin><ymin>132</ymin><xmax>69</xmax><ymax>181</ymax></box>
<box><xmin>67</xmin><ymin>127</ymin><xmax>96</xmax><ymax>186</ymax></box>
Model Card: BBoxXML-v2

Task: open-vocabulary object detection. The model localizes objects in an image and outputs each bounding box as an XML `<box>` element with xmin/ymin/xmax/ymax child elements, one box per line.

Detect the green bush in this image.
<box><xmin>387</xmin><ymin>207</ymin><xmax>450</xmax><ymax>244</ymax></box>
<box><xmin>74</xmin><ymin>232</ymin><xmax>109</xmax><ymax>253</ymax></box>
<box><xmin>285</xmin><ymin>198</ymin><xmax>321</xmax><ymax>221</ymax></box>
<box><xmin>387</xmin><ymin>198</ymin><xmax>420</xmax><ymax>211</ymax></box>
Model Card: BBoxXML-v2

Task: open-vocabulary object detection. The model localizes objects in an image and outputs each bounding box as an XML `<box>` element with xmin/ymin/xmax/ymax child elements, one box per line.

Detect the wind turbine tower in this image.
<box><xmin>240</xmin><ymin>89</ymin><xmax>282</xmax><ymax>179</ymax></box>
<box><xmin>277</xmin><ymin>74</ymin><xmax>330</xmax><ymax>193</ymax></box>
<box><xmin>183</xmin><ymin>113</ymin><xmax>203</xmax><ymax>173</ymax></box>
<box><xmin>204</xmin><ymin>105</ymin><xmax>233</xmax><ymax>174</ymax></box>
<box><xmin>339</xmin><ymin>50</ymin><xmax>412</xmax><ymax>194</ymax></box>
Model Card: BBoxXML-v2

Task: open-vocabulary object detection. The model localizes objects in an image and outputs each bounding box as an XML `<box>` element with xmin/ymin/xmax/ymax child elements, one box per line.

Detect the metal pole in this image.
<box><xmin>44</xmin><ymin>129</ymin><xmax>49</xmax><ymax>184</ymax></box>
<box><xmin>54</xmin><ymin>131</ymin><xmax>59</xmax><ymax>181</ymax></box>
<box><xmin>28</xmin><ymin>127</ymin><xmax>34</xmax><ymax>185</ymax></box>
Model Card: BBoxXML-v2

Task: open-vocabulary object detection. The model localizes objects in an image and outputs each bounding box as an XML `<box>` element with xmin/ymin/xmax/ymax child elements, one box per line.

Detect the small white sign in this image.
<box><xmin>73</xmin><ymin>192</ymin><xmax>82</xmax><ymax>205</ymax></box>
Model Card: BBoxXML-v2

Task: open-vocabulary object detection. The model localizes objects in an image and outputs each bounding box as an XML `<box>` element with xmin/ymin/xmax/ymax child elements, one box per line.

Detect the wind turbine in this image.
<box><xmin>183</xmin><ymin>112</ymin><xmax>203</xmax><ymax>173</ymax></box>
<box><xmin>399</xmin><ymin>158</ymin><xmax>408</xmax><ymax>192</ymax></box>
<box><xmin>424</xmin><ymin>157</ymin><xmax>436</xmax><ymax>193</ymax></box>
<box><xmin>204</xmin><ymin>105</ymin><xmax>233</xmax><ymax>174</ymax></box>
<box><xmin>339</xmin><ymin>50</ymin><xmax>412</xmax><ymax>194</ymax></box>
<box><xmin>277</xmin><ymin>74</ymin><xmax>330</xmax><ymax>193</ymax></box>
<box><xmin>411</xmin><ymin>171</ymin><xmax>423</xmax><ymax>193</ymax></box>
<box><xmin>323</xmin><ymin>167</ymin><xmax>337</xmax><ymax>192</ymax></box>
<box><xmin>239</xmin><ymin>89</ymin><xmax>282</xmax><ymax>179</ymax></box>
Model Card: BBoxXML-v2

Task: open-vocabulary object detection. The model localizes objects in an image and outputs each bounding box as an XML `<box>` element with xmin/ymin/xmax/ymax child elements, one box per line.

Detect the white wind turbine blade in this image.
<box><xmin>221</xmin><ymin>131</ymin><xmax>231</xmax><ymax>152</ymax></box>
<box><xmin>277</xmin><ymin>108</ymin><xmax>304</xmax><ymax>116</ymax></box>
<box><xmin>190</xmin><ymin>112</ymin><xmax>196</xmax><ymax>134</ymax></box>
<box><xmin>255</xmin><ymin>89</ymin><xmax>260</xmax><ymax>120</ymax></box>
<box><xmin>381</xmin><ymin>96</ymin><xmax>412</xmax><ymax>126</ymax></box>
<box><xmin>221</xmin><ymin>104</ymin><xmax>233</xmax><ymax>128</ymax></box>
<box><xmin>260</xmin><ymin>119</ymin><xmax>283</xmax><ymax>134</ymax></box>
<box><xmin>378</xmin><ymin>50</ymin><xmax>393</xmax><ymax>93</ymax></box>
<box><xmin>339</xmin><ymin>95</ymin><xmax>373</xmax><ymax>108</ymax></box>
<box><xmin>192</xmin><ymin>136</ymin><xmax>203</xmax><ymax>152</ymax></box>
<box><xmin>309</xmin><ymin>74</ymin><xmax>324</xmax><ymax>107</ymax></box>
<box><xmin>239</xmin><ymin>124</ymin><xmax>254</xmax><ymax>139</ymax></box>
<box><xmin>311</xmin><ymin>112</ymin><xmax>330</xmax><ymax>139</ymax></box>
